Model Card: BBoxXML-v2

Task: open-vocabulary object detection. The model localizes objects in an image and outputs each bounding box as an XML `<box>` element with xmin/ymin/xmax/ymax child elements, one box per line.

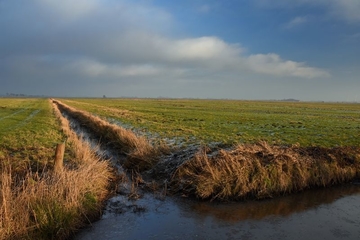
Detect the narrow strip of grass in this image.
<box><xmin>172</xmin><ymin>142</ymin><xmax>360</xmax><ymax>200</ymax></box>
<box><xmin>53</xmin><ymin>100</ymin><xmax>169</xmax><ymax>172</ymax></box>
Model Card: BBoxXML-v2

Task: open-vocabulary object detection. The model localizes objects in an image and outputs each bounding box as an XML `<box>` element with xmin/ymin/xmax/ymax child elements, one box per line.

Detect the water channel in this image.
<box><xmin>58</xmin><ymin>105</ymin><xmax>360</xmax><ymax>240</ymax></box>
<box><xmin>75</xmin><ymin>184</ymin><xmax>360</xmax><ymax>240</ymax></box>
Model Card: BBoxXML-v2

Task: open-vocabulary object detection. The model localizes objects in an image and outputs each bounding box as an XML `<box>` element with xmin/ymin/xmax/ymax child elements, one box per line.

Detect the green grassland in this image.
<box><xmin>0</xmin><ymin>98</ymin><xmax>64</xmax><ymax>166</ymax></box>
<box><xmin>60</xmin><ymin>98</ymin><xmax>360</xmax><ymax>147</ymax></box>
<box><xmin>0</xmin><ymin>98</ymin><xmax>112</xmax><ymax>239</ymax></box>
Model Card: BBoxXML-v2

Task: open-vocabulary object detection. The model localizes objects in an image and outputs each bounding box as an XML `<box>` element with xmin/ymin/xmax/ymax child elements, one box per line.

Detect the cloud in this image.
<box><xmin>0</xmin><ymin>0</ymin><xmax>331</xmax><ymax>98</ymax></box>
<box><xmin>198</xmin><ymin>4</ymin><xmax>211</xmax><ymax>13</ymax></box>
<box><xmin>247</xmin><ymin>54</ymin><xmax>330</xmax><ymax>78</ymax></box>
<box><xmin>35</xmin><ymin>0</ymin><xmax>99</xmax><ymax>21</ymax></box>
<box><xmin>284</xmin><ymin>16</ymin><xmax>308</xmax><ymax>29</ymax></box>
<box><xmin>329</xmin><ymin>0</ymin><xmax>360</xmax><ymax>23</ymax></box>
<box><xmin>256</xmin><ymin>0</ymin><xmax>360</xmax><ymax>23</ymax></box>
<box><xmin>70</xmin><ymin>59</ymin><xmax>184</xmax><ymax>78</ymax></box>
<box><xmin>37</xmin><ymin>33</ymin><xmax>330</xmax><ymax>80</ymax></box>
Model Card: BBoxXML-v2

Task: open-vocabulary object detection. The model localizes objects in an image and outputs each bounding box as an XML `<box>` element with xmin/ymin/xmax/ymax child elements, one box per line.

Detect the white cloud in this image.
<box><xmin>168</xmin><ymin>37</ymin><xmax>242</xmax><ymax>62</ymax></box>
<box><xmin>67</xmin><ymin>33</ymin><xmax>329</xmax><ymax>79</ymax></box>
<box><xmin>68</xmin><ymin>58</ymin><xmax>186</xmax><ymax>79</ymax></box>
<box><xmin>247</xmin><ymin>54</ymin><xmax>330</xmax><ymax>78</ymax></box>
<box><xmin>70</xmin><ymin>59</ymin><xmax>159</xmax><ymax>78</ymax></box>
<box><xmin>284</xmin><ymin>16</ymin><xmax>308</xmax><ymax>29</ymax></box>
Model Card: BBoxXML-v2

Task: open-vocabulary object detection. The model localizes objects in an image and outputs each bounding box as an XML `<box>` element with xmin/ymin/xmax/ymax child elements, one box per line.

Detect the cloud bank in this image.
<box><xmin>1</xmin><ymin>0</ymin><xmax>331</xmax><ymax>98</ymax></box>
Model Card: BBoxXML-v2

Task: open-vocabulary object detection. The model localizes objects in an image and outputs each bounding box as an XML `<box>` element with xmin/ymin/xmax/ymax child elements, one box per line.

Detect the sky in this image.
<box><xmin>1</xmin><ymin>0</ymin><xmax>359</xmax><ymax>101</ymax></box>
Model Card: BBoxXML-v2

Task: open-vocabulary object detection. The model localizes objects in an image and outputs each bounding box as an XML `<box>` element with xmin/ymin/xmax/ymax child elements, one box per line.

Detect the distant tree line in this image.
<box><xmin>6</xmin><ymin>93</ymin><xmax>27</xmax><ymax>97</ymax></box>
<box><xmin>3</xmin><ymin>93</ymin><xmax>47</xmax><ymax>98</ymax></box>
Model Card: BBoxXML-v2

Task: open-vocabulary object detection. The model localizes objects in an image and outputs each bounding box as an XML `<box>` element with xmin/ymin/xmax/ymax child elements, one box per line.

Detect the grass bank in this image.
<box><xmin>0</xmin><ymin>99</ymin><xmax>113</xmax><ymax>239</ymax></box>
<box><xmin>54</xmin><ymin>99</ymin><xmax>360</xmax><ymax>201</ymax></box>
<box><xmin>173</xmin><ymin>142</ymin><xmax>360</xmax><ymax>200</ymax></box>
<box><xmin>53</xmin><ymin>100</ymin><xmax>168</xmax><ymax>172</ymax></box>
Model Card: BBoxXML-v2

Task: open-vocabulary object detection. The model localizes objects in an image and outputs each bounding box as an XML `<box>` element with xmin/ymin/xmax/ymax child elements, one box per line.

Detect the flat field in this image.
<box><xmin>0</xmin><ymin>98</ymin><xmax>63</xmax><ymax>165</ymax></box>
<box><xmin>0</xmin><ymin>98</ymin><xmax>112</xmax><ymax>239</ymax></box>
<box><xmin>60</xmin><ymin>98</ymin><xmax>360</xmax><ymax>147</ymax></box>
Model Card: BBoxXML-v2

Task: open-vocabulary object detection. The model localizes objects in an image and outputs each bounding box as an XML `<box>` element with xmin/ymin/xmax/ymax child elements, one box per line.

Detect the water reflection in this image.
<box><xmin>76</xmin><ymin>184</ymin><xmax>360</xmax><ymax>240</ymax></box>
<box><xmin>188</xmin><ymin>184</ymin><xmax>360</xmax><ymax>222</ymax></box>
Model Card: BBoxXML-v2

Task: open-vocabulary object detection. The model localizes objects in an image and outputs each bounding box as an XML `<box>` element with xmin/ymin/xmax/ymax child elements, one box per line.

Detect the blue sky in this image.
<box><xmin>1</xmin><ymin>0</ymin><xmax>359</xmax><ymax>101</ymax></box>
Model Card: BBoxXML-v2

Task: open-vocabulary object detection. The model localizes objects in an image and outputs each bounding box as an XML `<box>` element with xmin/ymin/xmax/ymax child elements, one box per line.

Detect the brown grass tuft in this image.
<box><xmin>0</xmin><ymin>159</ymin><xmax>111</xmax><ymax>239</ymax></box>
<box><xmin>172</xmin><ymin>141</ymin><xmax>360</xmax><ymax>200</ymax></box>
<box><xmin>53</xmin><ymin>100</ymin><xmax>168</xmax><ymax>171</ymax></box>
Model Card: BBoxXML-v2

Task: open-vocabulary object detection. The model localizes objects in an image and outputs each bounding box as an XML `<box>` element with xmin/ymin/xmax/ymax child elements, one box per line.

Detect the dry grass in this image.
<box><xmin>53</xmin><ymin>100</ymin><xmax>168</xmax><ymax>171</ymax></box>
<box><xmin>0</xmin><ymin>100</ymin><xmax>113</xmax><ymax>240</ymax></box>
<box><xmin>0</xmin><ymin>160</ymin><xmax>110</xmax><ymax>239</ymax></box>
<box><xmin>173</xmin><ymin>141</ymin><xmax>360</xmax><ymax>200</ymax></box>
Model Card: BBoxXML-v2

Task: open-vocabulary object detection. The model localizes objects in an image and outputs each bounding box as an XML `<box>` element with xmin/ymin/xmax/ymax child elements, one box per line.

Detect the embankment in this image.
<box><xmin>172</xmin><ymin>142</ymin><xmax>360</xmax><ymax>200</ymax></box>
<box><xmin>53</xmin><ymin>99</ymin><xmax>360</xmax><ymax>201</ymax></box>
<box><xmin>53</xmin><ymin>100</ymin><xmax>168</xmax><ymax>172</ymax></box>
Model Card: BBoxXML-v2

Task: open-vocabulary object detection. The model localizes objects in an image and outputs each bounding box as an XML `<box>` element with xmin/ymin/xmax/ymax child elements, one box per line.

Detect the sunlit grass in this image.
<box><xmin>60</xmin><ymin>98</ymin><xmax>360</xmax><ymax>147</ymax></box>
<box><xmin>172</xmin><ymin>142</ymin><xmax>360</xmax><ymax>200</ymax></box>
<box><xmin>0</xmin><ymin>98</ymin><xmax>113</xmax><ymax>239</ymax></box>
<box><xmin>54</xmin><ymin>98</ymin><xmax>360</xmax><ymax>201</ymax></box>
<box><xmin>0</xmin><ymin>98</ymin><xmax>64</xmax><ymax>170</ymax></box>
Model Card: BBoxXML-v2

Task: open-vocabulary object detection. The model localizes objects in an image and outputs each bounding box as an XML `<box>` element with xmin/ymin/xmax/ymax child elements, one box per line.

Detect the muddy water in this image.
<box><xmin>75</xmin><ymin>184</ymin><xmax>360</xmax><ymax>240</ymax></box>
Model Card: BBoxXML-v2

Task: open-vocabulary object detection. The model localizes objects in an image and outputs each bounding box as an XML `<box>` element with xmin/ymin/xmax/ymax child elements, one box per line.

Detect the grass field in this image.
<box><xmin>56</xmin><ymin>98</ymin><xmax>360</xmax><ymax>200</ymax></box>
<box><xmin>60</xmin><ymin>98</ymin><xmax>360</xmax><ymax>147</ymax></box>
<box><xmin>0</xmin><ymin>98</ymin><xmax>112</xmax><ymax>239</ymax></box>
<box><xmin>1</xmin><ymin>97</ymin><xmax>359</xmax><ymax>237</ymax></box>
<box><xmin>0</xmin><ymin>98</ymin><xmax>64</xmax><ymax>166</ymax></box>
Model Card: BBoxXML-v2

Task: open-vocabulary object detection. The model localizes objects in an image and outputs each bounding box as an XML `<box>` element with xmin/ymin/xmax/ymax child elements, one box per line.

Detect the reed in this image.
<box><xmin>173</xmin><ymin>141</ymin><xmax>360</xmax><ymax>200</ymax></box>
<box><xmin>53</xmin><ymin>100</ymin><xmax>167</xmax><ymax>171</ymax></box>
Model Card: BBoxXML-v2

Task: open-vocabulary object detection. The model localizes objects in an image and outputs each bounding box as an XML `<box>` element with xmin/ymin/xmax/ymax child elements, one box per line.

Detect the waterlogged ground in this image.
<box><xmin>75</xmin><ymin>184</ymin><xmax>360</xmax><ymax>240</ymax></box>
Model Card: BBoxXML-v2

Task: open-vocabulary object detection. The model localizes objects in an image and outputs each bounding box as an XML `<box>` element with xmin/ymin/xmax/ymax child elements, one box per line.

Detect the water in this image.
<box><xmin>57</xmin><ymin>104</ymin><xmax>360</xmax><ymax>240</ymax></box>
<box><xmin>75</xmin><ymin>184</ymin><xmax>360</xmax><ymax>240</ymax></box>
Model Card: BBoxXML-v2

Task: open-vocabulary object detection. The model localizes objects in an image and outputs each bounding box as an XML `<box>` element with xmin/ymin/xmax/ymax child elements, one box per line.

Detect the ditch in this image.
<box><xmin>55</xmin><ymin>102</ymin><xmax>360</xmax><ymax>240</ymax></box>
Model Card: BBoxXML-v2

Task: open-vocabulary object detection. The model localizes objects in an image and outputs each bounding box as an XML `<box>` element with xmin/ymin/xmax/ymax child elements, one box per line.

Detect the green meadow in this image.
<box><xmin>60</xmin><ymin>98</ymin><xmax>360</xmax><ymax>147</ymax></box>
<box><xmin>0</xmin><ymin>98</ymin><xmax>111</xmax><ymax>240</ymax></box>
<box><xmin>0</xmin><ymin>98</ymin><xmax>63</xmax><ymax>164</ymax></box>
